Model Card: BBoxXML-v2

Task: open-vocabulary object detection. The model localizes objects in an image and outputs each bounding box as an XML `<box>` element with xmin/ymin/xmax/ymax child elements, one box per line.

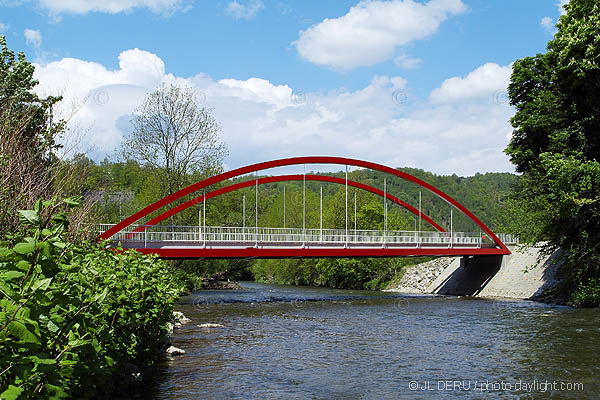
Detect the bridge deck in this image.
<box><xmin>99</xmin><ymin>225</ymin><xmax>515</xmax><ymax>259</ymax></box>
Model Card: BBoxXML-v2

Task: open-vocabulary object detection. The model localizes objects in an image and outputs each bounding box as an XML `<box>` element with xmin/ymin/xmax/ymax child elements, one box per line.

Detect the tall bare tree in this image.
<box><xmin>123</xmin><ymin>84</ymin><xmax>227</xmax><ymax>200</ymax></box>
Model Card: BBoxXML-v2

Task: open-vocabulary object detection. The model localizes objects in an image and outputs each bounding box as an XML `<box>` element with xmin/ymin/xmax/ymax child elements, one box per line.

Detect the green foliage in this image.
<box><xmin>251</xmin><ymin>256</ymin><xmax>431</xmax><ymax>291</ymax></box>
<box><xmin>168</xmin><ymin>262</ymin><xmax>205</xmax><ymax>292</ymax></box>
<box><xmin>0</xmin><ymin>35</ymin><xmax>63</xmax><ymax>152</ymax></box>
<box><xmin>251</xmin><ymin>259</ymin><xmax>320</xmax><ymax>286</ymax></box>
<box><xmin>314</xmin><ymin>258</ymin><xmax>378</xmax><ymax>289</ymax></box>
<box><xmin>0</xmin><ymin>36</ymin><xmax>69</xmax><ymax>237</ymax></box>
<box><xmin>505</xmin><ymin>0</ymin><xmax>600</xmax><ymax>306</ymax></box>
<box><xmin>0</xmin><ymin>198</ymin><xmax>184</xmax><ymax>398</ymax></box>
<box><xmin>570</xmin><ymin>279</ymin><xmax>600</xmax><ymax>308</ymax></box>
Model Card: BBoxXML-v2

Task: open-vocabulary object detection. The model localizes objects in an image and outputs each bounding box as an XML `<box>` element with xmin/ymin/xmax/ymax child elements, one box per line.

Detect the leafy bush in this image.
<box><xmin>570</xmin><ymin>279</ymin><xmax>600</xmax><ymax>308</ymax></box>
<box><xmin>0</xmin><ymin>199</ymin><xmax>183</xmax><ymax>399</ymax></box>
<box><xmin>250</xmin><ymin>256</ymin><xmax>432</xmax><ymax>290</ymax></box>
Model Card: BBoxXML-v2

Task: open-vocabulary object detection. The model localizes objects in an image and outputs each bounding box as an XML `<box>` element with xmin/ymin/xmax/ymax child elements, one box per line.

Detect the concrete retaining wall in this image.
<box><xmin>428</xmin><ymin>245</ymin><xmax>562</xmax><ymax>299</ymax></box>
<box><xmin>386</xmin><ymin>245</ymin><xmax>562</xmax><ymax>300</ymax></box>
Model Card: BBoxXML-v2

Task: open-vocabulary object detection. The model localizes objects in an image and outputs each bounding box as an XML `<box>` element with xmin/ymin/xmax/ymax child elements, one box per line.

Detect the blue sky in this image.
<box><xmin>0</xmin><ymin>0</ymin><xmax>567</xmax><ymax>175</ymax></box>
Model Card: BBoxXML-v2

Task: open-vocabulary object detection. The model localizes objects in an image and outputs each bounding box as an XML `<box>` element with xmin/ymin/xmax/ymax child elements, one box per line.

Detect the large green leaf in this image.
<box><xmin>31</xmin><ymin>278</ymin><xmax>52</xmax><ymax>292</ymax></box>
<box><xmin>0</xmin><ymin>385</ymin><xmax>24</xmax><ymax>400</ymax></box>
<box><xmin>17</xmin><ymin>210</ymin><xmax>40</xmax><ymax>225</ymax></box>
<box><xmin>45</xmin><ymin>384</ymin><xmax>69</xmax><ymax>399</ymax></box>
<box><xmin>13</xmin><ymin>242</ymin><xmax>35</xmax><ymax>255</ymax></box>
<box><xmin>0</xmin><ymin>280</ymin><xmax>16</xmax><ymax>299</ymax></box>
<box><xmin>15</xmin><ymin>260</ymin><xmax>31</xmax><ymax>271</ymax></box>
<box><xmin>46</xmin><ymin>319</ymin><xmax>60</xmax><ymax>333</ymax></box>
<box><xmin>62</xmin><ymin>197</ymin><xmax>80</xmax><ymax>207</ymax></box>
<box><xmin>3</xmin><ymin>271</ymin><xmax>24</xmax><ymax>281</ymax></box>
<box><xmin>7</xmin><ymin>321</ymin><xmax>39</xmax><ymax>343</ymax></box>
<box><xmin>28</xmin><ymin>355</ymin><xmax>57</xmax><ymax>366</ymax></box>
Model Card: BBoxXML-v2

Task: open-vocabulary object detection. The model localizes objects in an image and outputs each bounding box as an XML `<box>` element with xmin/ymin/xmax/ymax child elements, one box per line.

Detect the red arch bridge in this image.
<box><xmin>97</xmin><ymin>156</ymin><xmax>516</xmax><ymax>259</ymax></box>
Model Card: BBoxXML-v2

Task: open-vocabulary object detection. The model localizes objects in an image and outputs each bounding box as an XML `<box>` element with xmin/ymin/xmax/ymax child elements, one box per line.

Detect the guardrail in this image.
<box><xmin>96</xmin><ymin>224</ymin><xmax>518</xmax><ymax>248</ymax></box>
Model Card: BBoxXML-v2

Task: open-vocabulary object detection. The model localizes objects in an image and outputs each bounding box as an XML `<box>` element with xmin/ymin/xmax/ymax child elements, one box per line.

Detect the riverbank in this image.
<box><xmin>384</xmin><ymin>244</ymin><xmax>564</xmax><ymax>303</ymax></box>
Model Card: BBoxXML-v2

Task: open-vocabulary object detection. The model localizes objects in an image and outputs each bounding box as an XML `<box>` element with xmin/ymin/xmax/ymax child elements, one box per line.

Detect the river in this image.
<box><xmin>147</xmin><ymin>282</ymin><xmax>599</xmax><ymax>399</ymax></box>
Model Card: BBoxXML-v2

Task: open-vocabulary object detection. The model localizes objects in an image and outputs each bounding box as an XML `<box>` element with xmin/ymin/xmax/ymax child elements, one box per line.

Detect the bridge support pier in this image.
<box><xmin>433</xmin><ymin>255</ymin><xmax>503</xmax><ymax>296</ymax></box>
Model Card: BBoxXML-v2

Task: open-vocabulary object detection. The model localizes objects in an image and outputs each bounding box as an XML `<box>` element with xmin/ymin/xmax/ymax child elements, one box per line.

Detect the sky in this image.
<box><xmin>1</xmin><ymin>0</ymin><xmax>568</xmax><ymax>176</ymax></box>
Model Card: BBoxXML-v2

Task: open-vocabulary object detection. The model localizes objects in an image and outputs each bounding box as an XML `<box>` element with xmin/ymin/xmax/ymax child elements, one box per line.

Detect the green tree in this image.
<box><xmin>0</xmin><ymin>35</ymin><xmax>67</xmax><ymax>235</ymax></box>
<box><xmin>505</xmin><ymin>0</ymin><xmax>600</xmax><ymax>306</ymax></box>
<box><xmin>122</xmin><ymin>84</ymin><xmax>227</xmax><ymax>216</ymax></box>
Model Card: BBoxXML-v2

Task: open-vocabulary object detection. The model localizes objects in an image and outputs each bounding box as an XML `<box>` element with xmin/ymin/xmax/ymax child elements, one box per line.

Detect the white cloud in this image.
<box><xmin>294</xmin><ymin>0</ymin><xmax>466</xmax><ymax>70</ymax></box>
<box><xmin>557</xmin><ymin>0</ymin><xmax>569</xmax><ymax>16</ymax></box>
<box><xmin>24</xmin><ymin>28</ymin><xmax>42</xmax><ymax>48</ymax></box>
<box><xmin>394</xmin><ymin>53</ymin><xmax>421</xmax><ymax>69</ymax></box>
<box><xmin>540</xmin><ymin>16</ymin><xmax>554</xmax><ymax>33</ymax></box>
<box><xmin>224</xmin><ymin>0</ymin><xmax>264</xmax><ymax>20</ymax></box>
<box><xmin>429</xmin><ymin>62</ymin><xmax>511</xmax><ymax>104</ymax></box>
<box><xmin>0</xmin><ymin>22</ymin><xmax>8</xmax><ymax>32</ymax></box>
<box><xmin>35</xmin><ymin>0</ymin><xmax>188</xmax><ymax>15</ymax></box>
<box><xmin>33</xmin><ymin>50</ymin><xmax>514</xmax><ymax>176</ymax></box>
<box><xmin>217</xmin><ymin>77</ymin><xmax>292</xmax><ymax>107</ymax></box>
<box><xmin>541</xmin><ymin>0</ymin><xmax>569</xmax><ymax>33</ymax></box>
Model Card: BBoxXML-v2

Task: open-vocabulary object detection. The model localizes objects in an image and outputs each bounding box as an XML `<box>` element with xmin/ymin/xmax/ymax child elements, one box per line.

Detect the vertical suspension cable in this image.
<box><xmin>384</xmin><ymin>177</ymin><xmax>387</xmax><ymax>245</ymax></box>
<box><xmin>255</xmin><ymin>174</ymin><xmax>258</xmax><ymax>247</ymax></box>
<box><xmin>345</xmin><ymin>165</ymin><xmax>348</xmax><ymax>245</ymax></box>
<box><xmin>320</xmin><ymin>185</ymin><xmax>323</xmax><ymax>242</ymax></box>
<box><xmin>354</xmin><ymin>190</ymin><xmax>357</xmax><ymax>243</ymax></box>
<box><xmin>418</xmin><ymin>191</ymin><xmax>422</xmax><ymax>246</ymax></box>
<box><xmin>450</xmin><ymin>206</ymin><xmax>453</xmax><ymax>248</ymax></box>
<box><xmin>303</xmin><ymin>163</ymin><xmax>306</xmax><ymax>244</ymax></box>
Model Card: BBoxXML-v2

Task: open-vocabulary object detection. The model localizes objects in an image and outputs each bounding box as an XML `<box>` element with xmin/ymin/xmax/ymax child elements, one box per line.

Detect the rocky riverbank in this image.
<box><xmin>201</xmin><ymin>279</ymin><xmax>242</xmax><ymax>290</ymax></box>
<box><xmin>384</xmin><ymin>257</ymin><xmax>457</xmax><ymax>293</ymax></box>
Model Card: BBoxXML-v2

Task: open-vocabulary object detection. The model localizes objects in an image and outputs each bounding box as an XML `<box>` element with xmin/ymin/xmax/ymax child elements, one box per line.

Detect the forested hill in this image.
<box><xmin>352</xmin><ymin>167</ymin><xmax>519</xmax><ymax>232</ymax></box>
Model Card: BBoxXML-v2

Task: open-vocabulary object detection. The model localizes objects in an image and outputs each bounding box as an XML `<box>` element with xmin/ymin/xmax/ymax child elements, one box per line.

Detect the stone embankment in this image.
<box><xmin>385</xmin><ymin>245</ymin><xmax>562</xmax><ymax>301</ymax></box>
<box><xmin>384</xmin><ymin>257</ymin><xmax>457</xmax><ymax>293</ymax></box>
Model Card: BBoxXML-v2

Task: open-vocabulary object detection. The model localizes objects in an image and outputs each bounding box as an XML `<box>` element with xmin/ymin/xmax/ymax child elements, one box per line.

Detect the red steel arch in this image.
<box><xmin>127</xmin><ymin>174</ymin><xmax>446</xmax><ymax>235</ymax></box>
<box><xmin>99</xmin><ymin>156</ymin><xmax>509</xmax><ymax>253</ymax></box>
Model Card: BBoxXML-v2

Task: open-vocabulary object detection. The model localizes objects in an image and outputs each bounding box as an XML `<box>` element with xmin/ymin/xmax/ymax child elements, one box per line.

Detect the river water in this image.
<box><xmin>148</xmin><ymin>282</ymin><xmax>599</xmax><ymax>399</ymax></box>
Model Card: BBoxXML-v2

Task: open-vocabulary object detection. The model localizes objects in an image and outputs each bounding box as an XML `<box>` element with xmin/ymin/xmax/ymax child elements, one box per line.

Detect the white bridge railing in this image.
<box><xmin>98</xmin><ymin>224</ymin><xmax>518</xmax><ymax>248</ymax></box>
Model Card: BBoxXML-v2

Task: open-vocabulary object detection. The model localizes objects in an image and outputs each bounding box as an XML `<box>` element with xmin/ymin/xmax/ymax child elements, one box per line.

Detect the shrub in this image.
<box><xmin>570</xmin><ymin>279</ymin><xmax>600</xmax><ymax>308</ymax></box>
<box><xmin>0</xmin><ymin>198</ymin><xmax>183</xmax><ymax>399</ymax></box>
